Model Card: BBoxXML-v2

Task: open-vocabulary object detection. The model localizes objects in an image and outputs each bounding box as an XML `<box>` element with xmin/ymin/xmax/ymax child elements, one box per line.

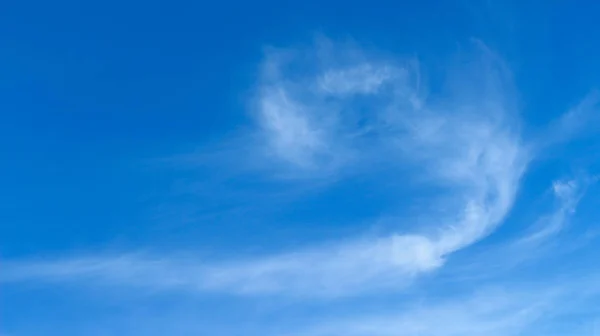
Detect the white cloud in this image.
<box><xmin>251</xmin><ymin>42</ymin><xmax>419</xmax><ymax>175</ymax></box>
<box><xmin>215</xmin><ymin>40</ymin><xmax>529</xmax><ymax>295</ymax></box>
<box><xmin>317</xmin><ymin>63</ymin><xmax>397</xmax><ymax>95</ymax></box>
<box><xmin>295</xmin><ymin>289</ymin><xmax>555</xmax><ymax>336</ymax></box>
<box><xmin>1</xmin><ymin>40</ymin><xmax>528</xmax><ymax>298</ymax></box>
<box><xmin>257</xmin><ymin>87</ymin><xmax>329</xmax><ymax>168</ymax></box>
<box><xmin>0</xmin><ymin>238</ymin><xmax>440</xmax><ymax>297</ymax></box>
<box><xmin>537</xmin><ymin>91</ymin><xmax>600</xmax><ymax>149</ymax></box>
<box><xmin>292</xmin><ymin>273</ymin><xmax>600</xmax><ymax>336</ymax></box>
<box><xmin>3</xmin><ymin>39</ymin><xmax>597</xmax><ymax>300</ymax></box>
<box><xmin>519</xmin><ymin>177</ymin><xmax>595</xmax><ymax>243</ymax></box>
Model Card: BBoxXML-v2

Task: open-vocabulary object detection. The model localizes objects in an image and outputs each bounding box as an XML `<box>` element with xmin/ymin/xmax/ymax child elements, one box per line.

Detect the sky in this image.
<box><xmin>2</xmin><ymin>0</ymin><xmax>600</xmax><ymax>335</ymax></box>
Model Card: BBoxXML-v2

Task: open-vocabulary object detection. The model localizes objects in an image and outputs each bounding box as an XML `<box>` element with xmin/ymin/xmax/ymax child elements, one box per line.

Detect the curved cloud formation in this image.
<box><xmin>4</xmin><ymin>39</ymin><xmax>574</xmax><ymax>298</ymax></box>
<box><xmin>218</xmin><ymin>40</ymin><xmax>529</xmax><ymax>295</ymax></box>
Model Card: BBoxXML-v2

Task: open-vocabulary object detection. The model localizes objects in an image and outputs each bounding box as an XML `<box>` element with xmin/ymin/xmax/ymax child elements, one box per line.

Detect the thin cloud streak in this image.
<box><xmin>293</xmin><ymin>271</ymin><xmax>600</xmax><ymax>336</ymax></box>
<box><xmin>519</xmin><ymin>178</ymin><xmax>589</xmax><ymax>243</ymax></box>
<box><xmin>295</xmin><ymin>290</ymin><xmax>554</xmax><ymax>336</ymax></box>
<box><xmin>436</xmin><ymin>176</ymin><xmax>594</xmax><ymax>285</ymax></box>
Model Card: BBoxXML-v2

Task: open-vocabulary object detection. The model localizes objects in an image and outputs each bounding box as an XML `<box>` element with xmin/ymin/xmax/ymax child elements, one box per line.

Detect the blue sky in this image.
<box><xmin>2</xmin><ymin>0</ymin><xmax>600</xmax><ymax>335</ymax></box>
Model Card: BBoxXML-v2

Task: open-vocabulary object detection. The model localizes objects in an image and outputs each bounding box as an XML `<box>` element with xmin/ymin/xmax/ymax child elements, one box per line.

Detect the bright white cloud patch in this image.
<box><xmin>258</xmin><ymin>87</ymin><xmax>328</xmax><ymax>168</ymax></box>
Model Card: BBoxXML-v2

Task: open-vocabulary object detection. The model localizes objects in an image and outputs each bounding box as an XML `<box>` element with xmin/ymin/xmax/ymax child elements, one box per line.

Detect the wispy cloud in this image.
<box><xmin>292</xmin><ymin>270</ymin><xmax>600</xmax><ymax>336</ymax></box>
<box><xmin>191</xmin><ymin>39</ymin><xmax>529</xmax><ymax>295</ymax></box>
<box><xmin>2</xmin><ymin>39</ymin><xmax>597</xmax><ymax>301</ymax></box>
<box><xmin>536</xmin><ymin>91</ymin><xmax>600</xmax><ymax>150</ymax></box>
<box><xmin>256</xmin><ymin>86</ymin><xmax>335</xmax><ymax>170</ymax></box>
<box><xmin>295</xmin><ymin>289</ymin><xmax>555</xmax><ymax>336</ymax></box>
<box><xmin>519</xmin><ymin>178</ymin><xmax>589</xmax><ymax>243</ymax></box>
<box><xmin>317</xmin><ymin>63</ymin><xmax>398</xmax><ymax>95</ymax></box>
<box><xmin>436</xmin><ymin>176</ymin><xmax>595</xmax><ymax>285</ymax></box>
